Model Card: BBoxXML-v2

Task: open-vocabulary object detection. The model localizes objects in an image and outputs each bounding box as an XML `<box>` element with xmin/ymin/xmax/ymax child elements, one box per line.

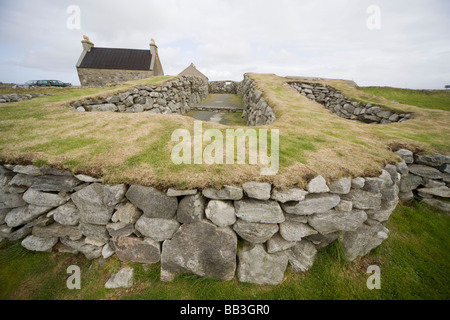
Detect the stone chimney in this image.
<box><xmin>81</xmin><ymin>35</ymin><xmax>94</xmax><ymax>52</ymax></box>
<box><xmin>149</xmin><ymin>38</ymin><xmax>158</xmax><ymax>71</ymax></box>
<box><xmin>77</xmin><ymin>36</ymin><xmax>94</xmax><ymax>67</ymax></box>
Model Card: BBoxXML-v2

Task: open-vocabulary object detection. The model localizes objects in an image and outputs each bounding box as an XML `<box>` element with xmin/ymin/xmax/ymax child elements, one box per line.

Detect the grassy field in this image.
<box><xmin>357</xmin><ymin>86</ymin><xmax>450</xmax><ymax>112</ymax></box>
<box><xmin>0</xmin><ymin>73</ymin><xmax>448</xmax><ymax>190</ymax></box>
<box><xmin>0</xmin><ymin>76</ymin><xmax>448</xmax><ymax>301</ymax></box>
<box><xmin>0</xmin><ymin>200</ymin><xmax>448</xmax><ymax>300</ymax></box>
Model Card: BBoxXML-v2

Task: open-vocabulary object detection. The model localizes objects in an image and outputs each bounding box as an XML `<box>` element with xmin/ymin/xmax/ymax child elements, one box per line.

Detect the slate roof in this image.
<box><xmin>79</xmin><ymin>47</ymin><xmax>152</xmax><ymax>71</ymax></box>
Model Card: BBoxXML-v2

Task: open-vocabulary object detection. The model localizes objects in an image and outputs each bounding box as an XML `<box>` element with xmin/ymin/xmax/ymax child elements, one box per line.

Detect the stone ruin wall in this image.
<box><xmin>2</xmin><ymin>149</ymin><xmax>448</xmax><ymax>285</ymax></box>
<box><xmin>288</xmin><ymin>82</ymin><xmax>412</xmax><ymax>124</ymax></box>
<box><xmin>239</xmin><ymin>74</ymin><xmax>276</xmax><ymax>126</ymax></box>
<box><xmin>208</xmin><ymin>81</ymin><xmax>239</xmax><ymax>94</ymax></box>
<box><xmin>70</xmin><ymin>75</ymin><xmax>208</xmax><ymax>114</ymax></box>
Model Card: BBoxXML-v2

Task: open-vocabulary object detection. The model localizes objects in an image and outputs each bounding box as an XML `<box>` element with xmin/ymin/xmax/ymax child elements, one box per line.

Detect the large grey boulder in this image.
<box><xmin>60</xmin><ymin>238</ymin><xmax>103</xmax><ymax>260</ymax></box>
<box><xmin>166</xmin><ymin>189</ymin><xmax>197</xmax><ymax>197</ymax></box>
<box><xmin>161</xmin><ymin>220</ymin><xmax>237</xmax><ymax>281</ymax></box>
<box><xmin>341</xmin><ymin>189</ymin><xmax>381</xmax><ymax>210</ymax></box>
<box><xmin>408</xmin><ymin>165</ymin><xmax>442</xmax><ymax>180</ymax></box>
<box><xmin>335</xmin><ymin>200</ymin><xmax>353</xmax><ymax>212</ymax></box>
<box><xmin>308</xmin><ymin>209</ymin><xmax>368</xmax><ymax>234</ymax></box>
<box><xmin>0</xmin><ymin>208</ymin><xmax>8</xmax><ymax>224</ymax></box>
<box><xmin>50</xmin><ymin>201</ymin><xmax>80</xmax><ymax>226</ymax></box>
<box><xmin>74</xmin><ymin>174</ymin><xmax>101</xmax><ymax>183</ymax></box>
<box><xmin>285</xmin><ymin>240</ymin><xmax>317</xmax><ymax>272</ymax></box>
<box><xmin>13</xmin><ymin>165</ymin><xmax>42</xmax><ymax>176</ymax></box>
<box><xmin>415</xmin><ymin>153</ymin><xmax>450</xmax><ymax>167</ymax></box>
<box><xmin>351</xmin><ymin>177</ymin><xmax>365</xmax><ymax>189</ymax></box>
<box><xmin>176</xmin><ymin>193</ymin><xmax>206</xmax><ymax>223</ymax></box>
<box><xmin>106</xmin><ymin>222</ymin><xmax>135</xmax><ymax>237</ymax></box>
<box><xmin>363</xmin><ymin>177</ymin><xmax>384</xmax><ymax>193</ymax></box>
<box><xmin>23</xmin><ymin>189</ymin><xmax>69</xmax><ymax>207</ymax></box>
<box><xmin>205</xmin><ymin>200</ymin><xmax>236</xmax><ymax>227</ymax></box>
<box><xmin>7</xmin><ymin>174</ymin><xmax>33</xmax><ymax>188</ymax></box>
<box><xmin>384</xmin><ymin>164</ymin><xmax>401</xmax><ymax>184</ymax></box>
<box><xmin>111</xmin><ymin>202</ymin><xmax>142</xmax><ymax>224</ymax></box>
<box><xmin>32</xmin><ymin>223</ymin><xmax>81</xmax><ymax>240</ymax></box>
<box><xmin>329</xmin><ymin>177</ymin><xmax>351</xmax><ymax>194</ymax></box>
<box><xmin>79</xmin><ymin>223</ymin><xmax>109</xmax><ymax>243</ymax></box>
<box><xmin>111</xmin><ymin>236</ymin><xmax>161</xmax><ymax>264</ymax></box>
<box><xmin>29</xmin><ymin>175</ymin><xmax>82</xmax><ymax>192</ymax></box>
<box><xmin>306</xmin><ymin>232</ymin><xmax>338</xmax><ymax>249</ymax></box>
<box><xmin>202</xmin><ymin>185</ymin><xmax>243</xmax><ymax>200</ymax></box>
<box><xmin>307</xmin><ymin>176</ymin><xmax>330</xmax><ymax>193</ymax></box>
<box><xmin>237</xmin><ymin>243</ymin><xmax>288</xmax><ymax>285</ymax></box>
<box><xmin>340</xmin><ymin>220</ymin><xmax>389</xmax><ymax>261</ymax></box>
<box><xmin>417</xmin><ymin>186</ymin><xmax>450</xmax><ymax>198</ymax></box>
<box><xmin>396</xmin><ymin>161</ymin><xmax>409</xmax><ymax>175</ymax></box>
<box><xmin>72</xmin><ymin>183</ymin><xmax>127</xmax><ymax>225</ymax></box>
<box><xmin>271</xmin><ymin>188</ymin><xmax>308</xmax><ymax>203</ymax></box>
<box><xmin>135</xmin><ymin>216</ymin><xmax>180</xmax><ymax>241</ymax></box>
<box><xmin>5</xmin><ymin>205</ymin><xmax>52</xmax><ymax>227</ymax></box>
<box><xmin>279</xmin><ymin>221</ymin><xmax>317</xmax><ymax>242</ymax></box>
<box><xmin>126</xmin><ymin>185</ymin><xmax>178</xmax><ymax>218</ymax></box>
<box><xmin>284</xmin><ymin>212</ymin><xmax>308</xmax><ymax>223</ymax></box>
<box><xmin>242</xmin><ymin>182</ymin><xmax>271</xmax><ymax>200</ymax></box>
<box><xmin>266</xmin><ymin>233</ymin><xmax>297</xmax><ymax>253</ymax></box>
<box><xmin>399</xmin><ymin>174</ymin><xmax>423</xmax><ymax>192</ymax></box>
<box><xmin>233</xmin><ymin>219</ymin><xmax>278</xmax><ymax>243</ymax></box>
<box><xmin>105</xmin><ymin>267</ymin><xmax>134</xmax><ymax>289</ymax></box>
<box><xmin>367</xmin><ymin>198</ymin><xmax>398</xmax><ymax>222</ymax></box>
<box><xmin>381</xmin><ymin>184</ymin><xmax>399</xmax><ymax>202</ymax></box>
<box><xmin>281</xmin><ymin>193</ymin><xmax>340</xmax><ymax>215</ymax></box>
<box><xmin>234</xmin><ymin>199</ymin><xmax>284</xmax><ymax>223</ymax></box>
<box><xmin>21</xmin><ymin>235</ymin><xmax>58</xmax><ymax>252</ymax></box>
<box><xmin>0</xmin><ymin>192</ymin><xmax>27</xmax><ymax>209</ymax></box>
<box><xmin>395</xmin><ymin>149</ymin><xmax>414</xmax><ymax>164</ymax></box>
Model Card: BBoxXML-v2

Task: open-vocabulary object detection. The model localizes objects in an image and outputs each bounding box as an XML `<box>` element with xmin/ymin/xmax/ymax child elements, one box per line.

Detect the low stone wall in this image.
<box><xmin>288</xmin><ymin>82</ymin><xmax>412</xmax><ymax>124</ymax></box>
<box><xmin>240</xmin><ymin>74</ymin><xmax>276</xmax><ymax>126</ymax></box>
<box><xmin>69</xmin><ymin>75</ymin><xmax>208</xmax><ymax>114</ymax></box>
<box><xmin>1</xmin><ymin>160</ymin><xmax>417</xmax><ymax>285</ymax></box>
<box><xmin>208</xmin><ymin>81</ymin><xmax>239</xmax><ymax>94</ymax></box>
<box><xmin>0</xmin><ymin>93</ymin><xmax>45</xmax><ymax>104</ymax></box>
<box><xmin>396</xmin><ymin>149</ymin><xmax>450</xmax><ymax>211</ymax></box>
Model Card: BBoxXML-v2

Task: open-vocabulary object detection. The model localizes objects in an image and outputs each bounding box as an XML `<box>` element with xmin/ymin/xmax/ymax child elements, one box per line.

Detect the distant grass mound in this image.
<box><xmin>357</xmin><ymin>86</ymin><xmax>450</xmax><ymax>112</ymax></box>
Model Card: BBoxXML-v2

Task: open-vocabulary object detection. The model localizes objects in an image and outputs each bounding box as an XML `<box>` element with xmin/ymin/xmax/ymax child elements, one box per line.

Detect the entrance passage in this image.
<box><xmin>186</xmin><ymin>94</ymin><xmax>245</xmax><ymax>125</ymax></box>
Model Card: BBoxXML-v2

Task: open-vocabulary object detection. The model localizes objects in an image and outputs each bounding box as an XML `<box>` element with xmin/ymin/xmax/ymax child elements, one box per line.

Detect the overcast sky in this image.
<box><xmin>0</xmin><ymin>0</ymin><xmax>449</xmax><ymax>88</ymax></box>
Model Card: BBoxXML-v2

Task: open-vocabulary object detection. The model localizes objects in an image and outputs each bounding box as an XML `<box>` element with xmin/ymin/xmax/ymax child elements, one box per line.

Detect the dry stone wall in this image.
<box><xmin>208</xmin><ymin>81</ymin><xmax>239</xmax><ymax>94</ymax></box>
<box><xmin>395</xmin><ymin>149</ymin><xmax>450</xmax><ymax>211</ymax></box>
<box><xmin>4</xmin><ymin>157</ymin><xmax>439</xmax><ymax>285</ymax></box>
<box><xmin>240</xmin><ymin>74</ymin><xmax>276</xmax><ymax>126</ymax></box>
<box><xmin>0</xmin><ymin>93</ymin><xmax>45</xmax><ymax>104</ymax></box>
<box><xmin>69</xmin><ymin>75</ymin><xmax>208</xmax><ymax>114</ymax></box>
<box><xmin>288</xmin><ymin>82</ymin><xmax>412</xmax><ymax>124</ymax></box>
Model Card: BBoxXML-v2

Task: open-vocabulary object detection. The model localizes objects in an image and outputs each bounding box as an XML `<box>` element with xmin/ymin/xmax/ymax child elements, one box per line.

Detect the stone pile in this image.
<box><xmin>0</xmin><ymin>161</ymin><xmax>407</xmax><ymax>285</ymax></box>
<box><xmin>69</xmin><ymin>75</ymin><xmax>208</xmax><ymax>114</ymax></box>
<box><xmin>0</xmin><ymin>93</ymin><xmax>45</xmax><ymax>104</ymax></box>
<box><xmin>240</xmin><ymin>74</ymin><xmax>276</xmax><ymax>126</ymax></box>
<box><xmin>208</xmin><ymin>81</ymin><xmax>239</xmax><ymax>94</ymax></box>
<box><xmin>396</xmin><ymin>149</ymin><xmax>450</xmax><ymax>211</ymax></box>
<box><xmin>288</xmin><ymin>82</ymin><xmax>412</xmax><ymax>124</ymax></box>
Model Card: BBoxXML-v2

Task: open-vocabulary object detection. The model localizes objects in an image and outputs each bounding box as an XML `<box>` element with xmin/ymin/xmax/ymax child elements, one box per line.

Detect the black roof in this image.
<box><xmin>79</xmin><ymin>47</ymin><xmax>152</xmax><ymax>70</ymax></box>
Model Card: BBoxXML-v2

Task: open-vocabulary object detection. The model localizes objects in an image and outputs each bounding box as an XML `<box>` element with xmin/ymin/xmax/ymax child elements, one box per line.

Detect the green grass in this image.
<box><xmin>1</xmin><ymin>201</ymin><xmax>448</xmax><ymax>300</ymax></box>
<box><xmin>357</xmin><ymin>86</ymin><xmax>450</xmax><ymax>111</ymax></box>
